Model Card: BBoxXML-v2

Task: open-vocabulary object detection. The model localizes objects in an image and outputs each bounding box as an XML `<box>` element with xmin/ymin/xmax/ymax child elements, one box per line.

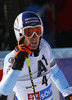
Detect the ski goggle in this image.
<box><xmin>23</xmin><ymin>25</ymin><xmax>43</xmax><ymax>38</ymax></box>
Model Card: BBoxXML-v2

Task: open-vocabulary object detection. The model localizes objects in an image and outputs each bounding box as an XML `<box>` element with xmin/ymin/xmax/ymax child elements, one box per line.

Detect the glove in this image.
<box><xmin>11</xmin><ymin>36</ymin><xmax>31</xmax><ymax>70</ymax></box>
<box><xmin>65</xmin><ymin>94</ymin><xmax>72</xmax><ymax>100</ymax></box>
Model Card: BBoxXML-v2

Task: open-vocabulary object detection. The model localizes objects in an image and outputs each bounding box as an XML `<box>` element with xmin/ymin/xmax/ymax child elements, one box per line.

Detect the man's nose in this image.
<box><xmin>32</xmin><ymin>34</ymin><xmax>37</xmax><ymax>38</ymax></box>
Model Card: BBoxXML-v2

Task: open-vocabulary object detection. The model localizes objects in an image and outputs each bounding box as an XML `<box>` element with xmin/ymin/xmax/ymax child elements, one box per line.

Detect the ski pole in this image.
<box><xmin>25</xmin><ymin>57</ymin><xmax>37</xmax><ymax>100</ymax></box>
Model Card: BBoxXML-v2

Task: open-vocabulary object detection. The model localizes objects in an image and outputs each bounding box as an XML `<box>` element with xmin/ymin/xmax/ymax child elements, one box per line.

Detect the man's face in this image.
<box><xmin>24</xmin><ymin>34</ymin><xmax>40</xmax><ymax>50</ymax></box>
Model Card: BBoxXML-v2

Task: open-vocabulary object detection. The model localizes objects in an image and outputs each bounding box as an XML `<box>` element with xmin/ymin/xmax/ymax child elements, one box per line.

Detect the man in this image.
<box><xmin>0</xmin><ymin>11</ymin><xmax>72</xmax><ymax>100</ymax></box>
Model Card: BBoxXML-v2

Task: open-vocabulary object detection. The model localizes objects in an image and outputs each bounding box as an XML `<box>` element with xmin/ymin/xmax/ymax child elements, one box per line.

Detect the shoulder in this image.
<box><xmin>3</xmin><ymin>50</ymin><xmax>15</xmax><ymax>74</ymax></box>
<box><xmin>39</xmin><ymin>38</ymin><xmax>53</xmax><ymax>60</ymax></box>
<box><xmin>4</xmin><ymin>50</ymin><xmax>15</xmax><ymax>68</ymax></box>
<box><xmin>40</xmin><ymin>38</ymin><xmax>52</xmax><ymax>51</ymax></box>
<box><xmin>4</xmin><ymin>50</ymin><xmax>15</xmax><ymax>61</ymax></box>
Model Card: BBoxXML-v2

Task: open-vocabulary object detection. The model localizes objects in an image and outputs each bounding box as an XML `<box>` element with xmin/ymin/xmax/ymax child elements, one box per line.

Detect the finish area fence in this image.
<box><xmin>0</xmin><ymin>48</ymin><xmax>72</xmax><ymax>100</ymax></box>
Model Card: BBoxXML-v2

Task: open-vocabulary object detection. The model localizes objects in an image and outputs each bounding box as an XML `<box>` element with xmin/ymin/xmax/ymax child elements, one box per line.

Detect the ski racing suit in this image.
<box><xmin>0</xmin><ymin>38</ymin><xmax>72</xmax><ymax>100</ymax></box>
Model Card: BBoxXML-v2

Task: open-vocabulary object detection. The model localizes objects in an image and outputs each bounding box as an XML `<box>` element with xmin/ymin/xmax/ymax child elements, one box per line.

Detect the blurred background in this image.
<box><xmin>0</xmin><ymin>0</ymin><xmax>72</xmax><ymax>100</ymax></box>
<box><xmin>0</xmin><ymin>0</ymin><xmax>72</xmax><ymax>50</ymax></box>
